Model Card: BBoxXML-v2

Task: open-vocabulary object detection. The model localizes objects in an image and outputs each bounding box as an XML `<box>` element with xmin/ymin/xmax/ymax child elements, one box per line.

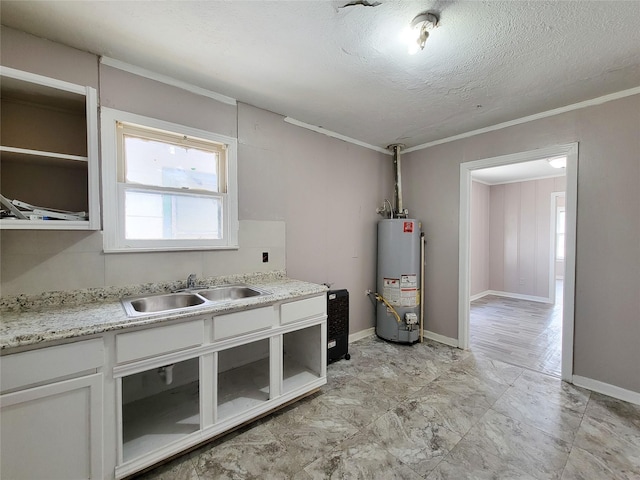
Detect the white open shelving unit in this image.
<box><xmin>112</xmin><ymin>295</ymin><xmax>327</xmax><ymax>479</ymax></box>
<box><xmin>0</xmin><ymin>66</ymin><xmax>100</xmax><ymax>230</ymax></box>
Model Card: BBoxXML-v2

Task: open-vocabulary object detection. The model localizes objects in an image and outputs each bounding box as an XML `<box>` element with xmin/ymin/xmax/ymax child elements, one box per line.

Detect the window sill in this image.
<box><xmin>103</xmin><ymin>245</ymin><xmax>239</xmax><ymax>254</ymax></box>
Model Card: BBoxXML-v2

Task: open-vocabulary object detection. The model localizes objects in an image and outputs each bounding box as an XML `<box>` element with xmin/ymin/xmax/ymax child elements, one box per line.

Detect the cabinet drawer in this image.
<box><xmin>1</xmin><ymin>339</ymin><xmax>103</xmax><ymax>393</ymax></box>
<box><xmin>280</xmin><ymin>295</ymin><xmax>326</xmax><ymax>325</ymax></box>
<box><xmin>116</xmin><ymin>320</ymin><xmax>204</xmax><ymax>363</ymax></box>
<box><xmin>214</xmin><ymin>307</ymin><xmax>275</xmax><ymax>340</ymax></box>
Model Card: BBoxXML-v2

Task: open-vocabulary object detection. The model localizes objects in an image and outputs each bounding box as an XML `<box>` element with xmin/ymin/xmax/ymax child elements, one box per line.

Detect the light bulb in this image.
<box><xmin>400</xmin><ymin>24</ymin><xmax>422</xmax><ymax>55</ymax></box>
<box><xmin>548</xmin><ymin>156</ymin><xmax>567</xmax><ymax>168</ymax></box>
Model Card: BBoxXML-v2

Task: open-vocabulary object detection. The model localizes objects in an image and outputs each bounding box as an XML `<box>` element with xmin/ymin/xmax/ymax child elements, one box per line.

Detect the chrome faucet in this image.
<box><xmin>186</xmin><ymin>273</ymin><xmax>197</xmax><ymax>290</ymax></box>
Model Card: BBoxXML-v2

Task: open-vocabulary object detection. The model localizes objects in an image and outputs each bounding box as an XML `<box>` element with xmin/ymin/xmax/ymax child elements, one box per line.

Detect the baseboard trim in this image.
<box><xmin>572</xmin><ymin>375</ymin><xmax>640</xmax><ymax>406</ymax></box>
<box><xmin>422</xmin><ymin>330</ymin><xmax>459</xmax><ymax>348</ymax></box>
<box><xmin>484</xmin><ymin>290</ymin><xmax>552</xmax><ymax>304</ymax></box>
<box><xmin>348</xmin><ymin>327</ymin><xmax>461</xmax><ymax>350</ymax></box>
<box><xmin>470</xmin><ymin>290</ymin><xmax>490</xmax><ymax>301</ymax></box>
<box><xmin>349</xmin><ymin>327</ymin><xmax>375</xmax><ymax>343</ymax></box>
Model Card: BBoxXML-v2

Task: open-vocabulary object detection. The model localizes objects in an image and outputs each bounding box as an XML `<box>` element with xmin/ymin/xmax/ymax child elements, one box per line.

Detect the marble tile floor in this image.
<box><xmin>137</xmin><ymin>335</ymin><xmax>640</xmax><ymax>480</ymax></box>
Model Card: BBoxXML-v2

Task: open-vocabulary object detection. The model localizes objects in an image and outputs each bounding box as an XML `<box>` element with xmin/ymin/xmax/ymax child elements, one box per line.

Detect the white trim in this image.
<box><xmin>459</xmin><ymin>143</ymin><xmax>578</xmax><ymax>383</ymax></box>
<box><xmin>421</xmin><ymin>330</ymin><xmax>459</xmax><ymax>348</ymax></box>
<box><xmin>100</xmin><ymin>107</ymin><xmax>239</xmax><ymax>252</ymax></box>
<box><xmin>405</xmin><ymin>87</ymin><xmax>640</xmax><ymax>153</ymax></box>
<box><xmin>549</xmin><ymin>192</ymin><xmax>566</xmax><ymax>304</ymax></box>
<box><xmin>472</xmin><ymin>172</ymin><xmax>566</xmax><ymax>187</ymax></box>
<box><xmin>0</xmin><ymin>65</ymin><xmax>87</xmax><ymax>95</ymax></box>
<box><xmin>561</xmin><ymin>146</ymin><xmax>578</xmax><ymax>382</ymax></box>
<box><xmin>99</xmin><ymin>56</ymin><xmax>237</xmax><ymax>106</ymax></box>
<box><xmin>483</xmin><ymin>290</ymin><xmax>552</xmax><ymax>304</ymax></box>
<box><xmin>85</xmin><ymin>85</ymin><xmax>101</xmax><ymax>230</ymax></box>
<box><xmin>349</xmin><ymin>327</ymin><xmax>375</xmax><ymax>343</ymax></box>
<box><xmin>470</xmin><ymin>290</ymin><xmax>491</xmax><ymax>302</ymax></box>
<box><xmin>284</xmin><ymin>117</ymin><xmax>392</xmax><ymax>155</ymax></box>
<box><xmin>0</xmin><ymin>146</ymin><xmax>88</xmax><ymax>162</ymax></box>
<box><xmin>572</xmin><ymin>375</ymin><xmax>640</xmax><ymax>406</ymax></box>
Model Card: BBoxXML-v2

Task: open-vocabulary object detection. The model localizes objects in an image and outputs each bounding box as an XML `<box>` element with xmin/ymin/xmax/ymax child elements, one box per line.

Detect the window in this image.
<box><xmin>101</xmin><ymin>108</ymin><xmax>238</xmax><ymax>251</ymax></box>
<box><xmin>556</xmin><ymin>206</ymin><xmax>565</xmax><ymax>260</ymax></box>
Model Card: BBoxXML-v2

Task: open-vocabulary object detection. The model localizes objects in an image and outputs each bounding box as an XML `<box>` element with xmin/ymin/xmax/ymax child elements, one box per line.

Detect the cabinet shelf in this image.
<box><xmin>218</xmin><ymin>358</ymin><xmax>270</xmax><ymax>421</ymax></box>
<box><xmin>0</xmin><ymin>218</ymin><xmax>91</xmax><ymax>230</ymax></box>
<box><xmin>0</xmin><ymin>146</ymin><xmax>89</xmax><ymax>165</ymax></box>
<box><xmin>122</xmin><ymin>380</ymin><xmax>200</xmax><ymax>462</ymax></box>
<box><xmin>283</xmin><ymin>356</ymin><xmax>322</xmax><ymax>393</ymax></box>
<box><xmin>0</xmin><ymin>67</ymin><xmax>99</xmax><ymax>230</ymax></box>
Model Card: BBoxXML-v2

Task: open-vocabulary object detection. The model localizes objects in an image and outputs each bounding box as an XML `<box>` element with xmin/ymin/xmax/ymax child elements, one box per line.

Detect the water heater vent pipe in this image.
<box><xmin>388</xmin><ymin>144</ymin><xmax>407</xmax><ymax>218</ymax></box>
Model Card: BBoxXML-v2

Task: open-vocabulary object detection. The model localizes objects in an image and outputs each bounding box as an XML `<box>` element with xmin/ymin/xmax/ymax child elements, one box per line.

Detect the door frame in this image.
<box><xmin>458</xmin><ymin>143</ymin><xmax>578</xmax><ymax>381</ymax></box>
<box><xmin>549</xmin><ymin>191</ymin><xmax>566</xmax><ymax>304</ymax></box>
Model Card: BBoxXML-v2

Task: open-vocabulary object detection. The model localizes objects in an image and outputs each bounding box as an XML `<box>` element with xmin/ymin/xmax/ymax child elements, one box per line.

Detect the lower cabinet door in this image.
<box><xmin>0</xmin><ymin>373</ymin><xmax>103</xmax><ymax>480</ymax></box>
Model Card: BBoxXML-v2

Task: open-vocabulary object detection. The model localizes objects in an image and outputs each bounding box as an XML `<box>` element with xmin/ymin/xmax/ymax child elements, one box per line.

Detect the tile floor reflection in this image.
<box><xmin>137</xmin><ymin>336</ymin><xmax>640</xmax><ymax>480</ymax></box>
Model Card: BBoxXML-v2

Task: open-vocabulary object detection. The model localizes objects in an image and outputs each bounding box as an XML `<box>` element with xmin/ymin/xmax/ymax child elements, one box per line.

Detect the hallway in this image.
<box><xmin>470</xmin><ymin>281</ymin><xmax>563</xmax><ymax>377</ymax></box>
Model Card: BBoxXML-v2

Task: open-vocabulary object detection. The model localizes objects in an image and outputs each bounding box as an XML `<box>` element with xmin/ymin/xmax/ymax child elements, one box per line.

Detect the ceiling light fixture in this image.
<box><xmin>547</xmin><ymin>156</ymin><xmax>567</xmax><ymax>169</ymax></box>
<box><xmin>401</xmin><ymin>11</ymin><xmax>439</xmax><ymax>55</ymax></box>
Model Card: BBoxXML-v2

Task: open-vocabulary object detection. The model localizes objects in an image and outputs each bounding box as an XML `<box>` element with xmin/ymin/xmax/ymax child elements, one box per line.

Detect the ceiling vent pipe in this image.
<box><xmin>389</xmin><ymin>144</ymin><xmax>408</xmax><ymax>218</ymax></box>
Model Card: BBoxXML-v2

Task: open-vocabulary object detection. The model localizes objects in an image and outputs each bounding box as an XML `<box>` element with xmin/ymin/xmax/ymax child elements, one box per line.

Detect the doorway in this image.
<box><xmin>458</xmin><ymin>144</ymin><xmax>578</xmax><ymax>381</ymax></box>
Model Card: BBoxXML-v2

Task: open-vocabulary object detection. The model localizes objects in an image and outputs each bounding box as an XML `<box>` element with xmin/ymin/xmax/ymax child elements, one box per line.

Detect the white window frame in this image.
<box><xmin>556</xmin><ymin>205</ymin><xmax>566</xmax><ymax>261</ymax></box>
<box><xmin>101</xmin><ymin>107</ymin><xmax>238</xmax><ymax>252</ymax></box>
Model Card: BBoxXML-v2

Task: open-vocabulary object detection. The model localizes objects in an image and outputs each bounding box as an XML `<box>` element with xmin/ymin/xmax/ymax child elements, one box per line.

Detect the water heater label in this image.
<box><xmin>383</xmin><ymin>278</ymin><xmax>400</xmax><ymax>305</ymax></box>
<box><xmin>403</xmin><ymin>221</ymin><xmax>414</xmax><ymax>233</ymax></box>
<box><xmin>400</xmin><ymin>275</ymin><xmax>417</xmax><ymax>288</ymax></box>
<box><xmin>400</xmin><ymin>288</ymin><xmax>419</xmax><ymax>306</ymax></box>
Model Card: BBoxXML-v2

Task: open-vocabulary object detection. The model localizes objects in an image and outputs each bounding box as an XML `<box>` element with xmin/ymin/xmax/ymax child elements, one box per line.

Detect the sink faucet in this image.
<box><xmin>186</xmin><ymin>273</ymin><xmax>197</xmax><ymax>289</ymax></box>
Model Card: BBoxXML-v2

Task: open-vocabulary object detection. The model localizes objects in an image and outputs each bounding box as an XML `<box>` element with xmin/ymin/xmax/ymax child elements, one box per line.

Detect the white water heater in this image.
<box><xmin>376</xmin><ymin>218</ymin><xmax>421</xmax><ymax>343</ymax></box>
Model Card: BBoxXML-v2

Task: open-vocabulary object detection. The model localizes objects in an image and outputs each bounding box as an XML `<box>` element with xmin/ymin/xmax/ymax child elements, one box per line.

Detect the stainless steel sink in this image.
<box><xmin>126</xmin><ymin>292</ymin><xmax>206</xmax><ymax>315</ymax></box>
<box><xmin>195</xmin><ymin>285</ymin><xmax>263</xmax><ymax>302</ymax></box>
<box><xmin>121</xmin><ymin>284</ymin><xmax>270</xmax><ymax>317</ymax></box>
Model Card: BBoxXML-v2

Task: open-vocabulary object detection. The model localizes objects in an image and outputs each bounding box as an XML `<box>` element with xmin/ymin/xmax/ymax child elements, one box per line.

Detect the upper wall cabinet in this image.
<box><xmin>0</xmin><ymin>66</ymin><xmax>100</xmax><ymax>230</ymax></box>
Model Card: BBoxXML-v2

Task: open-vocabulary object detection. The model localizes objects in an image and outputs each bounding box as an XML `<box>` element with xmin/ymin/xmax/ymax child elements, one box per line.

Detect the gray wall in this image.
<box><xmin>0</xmin><ymin>26</ymin><xmax>392</xmax><ymax>335</ymax></box>
<box><xmin>470</xmin><ymin>181</ymin><xmax>490</xmax><ymax>297</ymax></box>
<box><xmin>403</xmin><ymin>94</ymin><xmax>640</xmax><ymax>393</ymax></box>
<box><xmin>487</xmin><ymin>176</ymin><xmax>565</xmax><ymax>299</ymax></box>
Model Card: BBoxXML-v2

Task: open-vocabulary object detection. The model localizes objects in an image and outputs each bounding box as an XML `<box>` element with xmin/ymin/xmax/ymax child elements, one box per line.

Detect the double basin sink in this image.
<box><xmin>121</xmin><ymin>284</ymin><xmax>270</xmax><ymax>317</ymax></box>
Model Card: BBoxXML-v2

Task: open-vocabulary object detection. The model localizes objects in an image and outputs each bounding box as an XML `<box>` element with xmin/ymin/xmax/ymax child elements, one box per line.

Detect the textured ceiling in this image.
<box><xmin>1</xmin><ymin>1</ymin><xmax>639</xmax><ymax>149</ymax></box>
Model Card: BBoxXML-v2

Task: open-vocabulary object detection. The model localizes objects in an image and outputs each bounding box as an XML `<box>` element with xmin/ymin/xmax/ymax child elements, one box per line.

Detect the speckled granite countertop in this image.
<box><xmin>0</xmin><ymin>271</ymin><xmax>328</xmax><ymax>352</ymax></box>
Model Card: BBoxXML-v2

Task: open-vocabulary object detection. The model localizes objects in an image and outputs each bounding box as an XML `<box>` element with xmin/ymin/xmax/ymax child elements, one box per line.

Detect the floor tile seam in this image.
<box><xmin>315</xmin><ymin>392</ymin><xmax>399</xmax><ymax>433</ymax></box>
<box><xmin>417</xmin><ymin>376</ymin><xmax>500</xmax><ymax>413</ymax></box>
<box><xmin>558</xmin><ymin>413</ymin><xmax>587</xmax><ymax>480</ymax></box>
<box><xmin>453</xmin><ymin>420</ymin><xmax>566</xmax><ymax>480</ymax></box>
<box><xmin>506</xmin><ymin>380</ymin><xmax>592</xmax><ymax>415</ymax></box>
<box><xmin>475</xmin><ymin>353</ymin><xmax>562</xmax><ymax>380</ymax></box>
<box><xmin>487</xmin><ymin>403</ymin><xmax>575</xmax><ymax>453</ymax></box>
<box><xmin>562</xmin><ymin>443</ymin><xmax>640</xmax><ymax>479</ymax></box>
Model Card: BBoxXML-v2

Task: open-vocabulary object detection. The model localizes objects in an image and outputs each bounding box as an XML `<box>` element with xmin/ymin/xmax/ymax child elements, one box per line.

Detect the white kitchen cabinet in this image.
<box><xmin>120</xmin><ymin>357</ymin><xmax>200</xmax><ymax>462</ymax></box>
<box><xmin>217</xmin><ymin>338</ymin><xmax>271</xmax><ymax>421</ymax></box>
<box><xmin>283</xmin><ymin>323</ymin><xmax>325</xmax><ymax>394</ymax></box>
<box><xmin>0</xmin><ymin>66</ymin><xmax>100</xmax><ymax>230</ymax></box>
<box><xmin>0</xmin><ymin>339</ymin><xmax>104</xmax><ymax>479</ymax></box>
<box><xmin>113</xmin><ymin>295</ymin><xmax>326</xmax><ymax>479</ymax></box>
